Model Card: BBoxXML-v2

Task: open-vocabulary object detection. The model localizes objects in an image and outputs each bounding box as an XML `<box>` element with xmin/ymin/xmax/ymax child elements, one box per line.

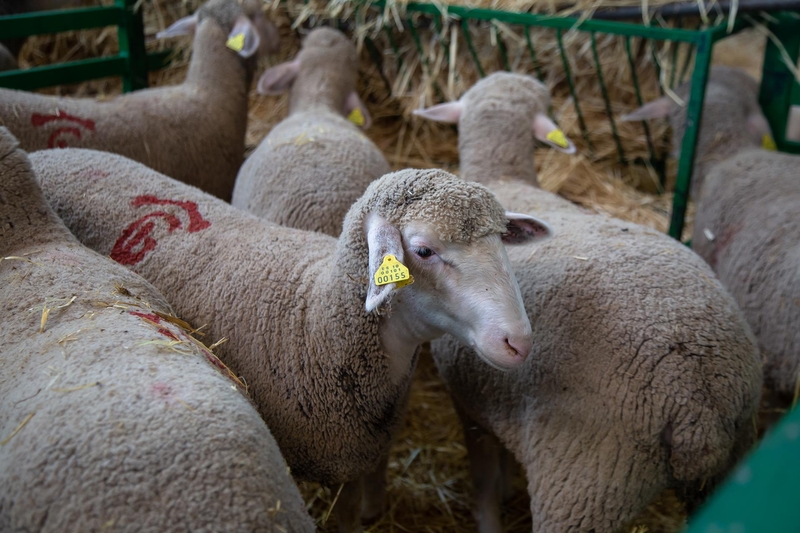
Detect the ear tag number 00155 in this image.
<box><xmin>226</xmin><ymin>33</ymin><xmax>245</xmax><ymax>52</ymax></box>
<box><xmin>374</xmin><ymin>254</ymin><xmax>413</xmax><ymax>289</ymax></box>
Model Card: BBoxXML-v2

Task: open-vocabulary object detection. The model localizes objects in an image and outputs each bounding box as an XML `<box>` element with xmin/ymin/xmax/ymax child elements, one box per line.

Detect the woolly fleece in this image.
<box><xmin>232</xmin><ymin>28</ymin><xmax>390</xmax><ymax>236</ymax></box>
<box><xmin>692</xmin><ymin>148</ymin><xmax>800</xmax><ymax>395</ymax></box>
<box><xmin>31</xmin><ymin>147</ymin><xmax>509</xmax><ymax>487</ymax></box>
<box><xmin>0</xmin><ymin>0</ymin><xmax>267</xmax><ymax>201</ymax></box>
<box><xmin>0</xmin><ymin>128</ymin><xmax>313</xmax><ymax>533</ymax></box>
<box><xmin>429</xmin><ymin>72</ymin><xmax>762</xmax><ymax>532</ymax></box>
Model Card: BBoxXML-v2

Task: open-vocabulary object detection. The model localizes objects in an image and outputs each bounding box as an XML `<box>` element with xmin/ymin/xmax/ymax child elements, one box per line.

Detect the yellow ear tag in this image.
<box><xmin>374</xmin><ymin>254</ymin><xmax>413</xmax><ymax>288</ymax></box>
<box><xmin>546</xmin><ymin>129</ymin><xmax>569</xmax><ymax>148</ymax></box>
<box><xmin>347</xmin><ymin>108</ymin><xmax>365</xmax><ymax>127</ymax></box>
<box><xmin>762</xmin><ymin>134</ymin><xmax>777</xmax><ymax>151</ymax></box>
<box><xmin>226</xmin><ymin>33</ymin><xmax>245</xmax><ymax>52</ymax></box>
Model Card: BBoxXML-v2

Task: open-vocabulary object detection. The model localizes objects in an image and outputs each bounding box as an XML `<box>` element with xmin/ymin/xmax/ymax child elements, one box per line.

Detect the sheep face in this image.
<box><xmin>365</xmin><ymin>211</ymin><xmax>551</xmax><ymax>370</ymax></box>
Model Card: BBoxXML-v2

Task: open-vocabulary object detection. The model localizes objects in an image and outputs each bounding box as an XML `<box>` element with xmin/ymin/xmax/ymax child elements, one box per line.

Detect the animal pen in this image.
<box><xmin>2</xmin><ymin>0</ymin><xmax>800</xmax><ymax>530</ymax></box>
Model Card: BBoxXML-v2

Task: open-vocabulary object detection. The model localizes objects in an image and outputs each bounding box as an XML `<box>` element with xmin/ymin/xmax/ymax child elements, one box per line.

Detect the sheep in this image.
<box><xmin>414</xmin><ymin>72</ymin><xmax>763</xmax><ymax>533</ymax></box>
<box><xmin>0</xmin><ymin>0</ymin><xmax>279</xmax><ymax>201</ymax></box>
<box><xmin>0</xmin><ymin>127</ymin><xmax>314</xmax><ymax>533</ymax></box>
<box><xmin>0</xmin><ymin>0</ymin><xmax>77</xmax><ymax>71</ymax></box>
<box><xmin>232</xmin><ymin>27</ymin><xmax>390</xmax><ymax>237</ymax></box>
<box><xmin>30</xmin><ymin>147</ymin><xmax>550</xmax><ymax>532</ymax></box>
<box><xmin>626</xmin><ymin>66</ymin><xmax>800</xmax><ymax>397</ymax></box>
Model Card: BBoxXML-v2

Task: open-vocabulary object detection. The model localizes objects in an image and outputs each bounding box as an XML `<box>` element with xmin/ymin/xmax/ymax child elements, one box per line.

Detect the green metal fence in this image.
<box><xmin>349</xmin><ymin>0</ymin><xmax>800</xmax><ymax>240</ymax></box>
<box><xmin>0</xmin><ymin>0</ymin><xmax>170</xmax><ymax>93</ymax></box>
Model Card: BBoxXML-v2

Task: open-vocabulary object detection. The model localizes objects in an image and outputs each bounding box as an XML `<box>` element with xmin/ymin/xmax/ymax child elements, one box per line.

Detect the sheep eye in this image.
<box><xmin>414</xmin><ymin>247</ymin><xmax>434</xmax><ymax>259</ymax></box>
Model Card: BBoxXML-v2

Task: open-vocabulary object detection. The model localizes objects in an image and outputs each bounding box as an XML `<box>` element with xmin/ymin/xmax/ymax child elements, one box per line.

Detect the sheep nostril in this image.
<box><xmin>505</xmin><ymin>337</ymin><xmax>532</xmax><ymax>360</ymax></box>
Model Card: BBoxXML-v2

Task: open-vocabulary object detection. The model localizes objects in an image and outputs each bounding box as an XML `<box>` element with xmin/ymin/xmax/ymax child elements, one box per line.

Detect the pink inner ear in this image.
<box><xmin>746</xmin><ymin>111</ymin><xmax>772</xmax><ymax>138</ymax></box>
<box><xmin>156</xmin><ymin>14</ymin><xmax>198</xmax><ymax>39</ymax></box>
<box><xmin>257</xmin><ymin>60</ymin><xmax>300</xmax><ymax>95</ymax></box>
<box><xmin>532</xmin><ymin>113</ymin><xmax>559</xmax><ymax>142</ymax></box>
<box><xmin>502</xmin><ymin>212</ymin><xmax>552</xmax><ymax>245</ymax></box>
<box><xmin>621</xmin><ymin>96</ymin><xmax>674</xmax><ymax>122</ymax></box>
<box><xmin>412</xmin><ymin>101</ymin><xmax>464</xmax><ymax>124</ymax></box>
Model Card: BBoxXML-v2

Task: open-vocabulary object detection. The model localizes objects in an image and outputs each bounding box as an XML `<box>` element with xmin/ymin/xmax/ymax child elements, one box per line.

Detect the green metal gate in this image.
<box><xmin>0</xmin><ymin>0</ymin><xmax>170</xmax><ymax>92</ymax></box>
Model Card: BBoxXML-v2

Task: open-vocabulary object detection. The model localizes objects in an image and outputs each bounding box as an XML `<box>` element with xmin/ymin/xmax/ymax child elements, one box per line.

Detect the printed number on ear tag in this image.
<box><xmin>226</xmin><ymin>33</ymin><xmax>245</xmax><ymax>52</ymax></box>
<box><xmin>762</xmin><ymin>134</ymin><xmax>777</xmax><ymax>151</ymax></box>
<box><xmin>348</xmin><ymin>108</ymin><xmax>365</xmax><ymax>127</ymax></box>
<box><xmin>374</xmin><ymin>254</ymin><xmax>412</xmax><ymax>288</ymax></box>
<box><xmin>546</xmin><ymin>129</ymin><xmax>569</xmax><ymax>148</ymax></box>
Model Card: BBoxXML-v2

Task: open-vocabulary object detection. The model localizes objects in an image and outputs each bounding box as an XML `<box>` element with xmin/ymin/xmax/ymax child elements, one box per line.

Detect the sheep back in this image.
<box><xmin>692</xmin><ymin>148</ymin><xmax>800</xmax><ymax>395</ymax></box>
<box><xmin>0</xmin><ymin>129</ymin><xmax>313</xmax><ymax>533</ymax></box>
<box><xmin>233</xmin><ymin>110</ymin><xmax>390</xmax><ymax>236</ymax></box>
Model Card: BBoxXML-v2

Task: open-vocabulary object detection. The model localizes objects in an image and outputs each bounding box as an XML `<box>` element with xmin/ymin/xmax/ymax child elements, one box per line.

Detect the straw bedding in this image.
<box><xmin>14</xmin><ymin>1</ymin><xmax>769</xmax><ymax>531</ymax></box>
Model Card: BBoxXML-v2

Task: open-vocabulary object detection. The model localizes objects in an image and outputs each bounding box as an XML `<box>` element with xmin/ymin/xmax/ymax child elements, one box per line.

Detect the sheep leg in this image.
<box><xmin>360</xmin><ymin>452</ymin><xmax>389</xmax><ymax>522</ymax></box>
<box><xmin>334</xmin><ymin>478</ymin><xmax>364</xmax><ymax>533</ymax></box>
<box><xmin>455</xmin><ymin>403</ymin><xmax>506</xmax><ymax>533</ymax></box>
<box><xmin>499</xmin><ymin>444</ymin><xmax>519</xmax><ymax>502</ymax></box>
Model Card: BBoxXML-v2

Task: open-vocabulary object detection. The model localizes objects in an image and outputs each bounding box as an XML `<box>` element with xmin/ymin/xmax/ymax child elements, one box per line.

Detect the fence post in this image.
<box><xmin>758</xmin><ymin>11</ymin><xmax>800</xmax><ymax>154</ymax></box>
<box><xmin>117</xmin><ymin>0</ymin><xmax>148</xmax><ymax>92</ymax></box>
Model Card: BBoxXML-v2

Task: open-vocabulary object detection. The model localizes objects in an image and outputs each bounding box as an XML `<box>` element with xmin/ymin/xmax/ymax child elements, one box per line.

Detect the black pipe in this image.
<box><xmin>584</xmin><ymin>0</ymin><xmax>800</xmax><ymax>21</ymax></box>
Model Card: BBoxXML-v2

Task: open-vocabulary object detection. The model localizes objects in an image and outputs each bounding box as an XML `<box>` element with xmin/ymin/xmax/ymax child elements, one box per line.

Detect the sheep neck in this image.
<box><xmin>288</xmin><ymin>70</ymin><xmax>346</xmax><ymax>116</ymax></box>
<box><xmin>326</xmin><ymin>220</ymin><xmax>427</xmax><ymax>387</ymax></box>
<box><xmin>458</xmin><ymin>118</ymin><xmax>540</xmax><ymax>188</ymax></box>
<box><xmin>184</xmin><ymin>20</ymin><xmax>253</xmax><ymax>93</ymax></box>
<box><xmin>1</xmin><ymin>156</ymin><xmax>70</xmax><ymax>254</ymax></box>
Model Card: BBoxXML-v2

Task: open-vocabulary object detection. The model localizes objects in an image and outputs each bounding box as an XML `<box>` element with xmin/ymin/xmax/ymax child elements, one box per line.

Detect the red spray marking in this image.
<box><xmin>128</xmin><ymin>310</ymin><xmax>244</xmax><ymax>391</ymax></box>
<box><xmin>110</xmin><ymin>196</ymin><xmax>211</xmax><ymax>266</ymax></box>
<box><xmin>31</xmin><ymin>111</ymin><xmax>96</xmax><ymax>149</ymax></box>
<box><xmin>129</xmin><ymin>311</ymin><xmax>180</xmax><ymax>340</ymax></box>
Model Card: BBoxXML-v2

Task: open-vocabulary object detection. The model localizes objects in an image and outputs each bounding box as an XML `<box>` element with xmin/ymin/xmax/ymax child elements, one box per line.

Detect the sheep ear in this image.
<box><xmin>345</xmin><ymin>91</ymin><xmax>372</xmax><ymax>129</ymax></box>
<box><xmin>746</xmin><ymin>111</ymin><xmax>775</xmax><ymax>148</ymax></box>
<box><xmin>621</xmin><ymin>96</ymin><xmax>673</xmax><ymax>121</ymax></box>
<box><xmin>226</xmin><ymin>15</ymin><xmax>261</xmax><ymax>58</ymax></box>
<box><xmin>502</xmin><ymin>212</ymin><xmax>552</xmax><ymax>245</ymax></box>
<box><xmin>157</xmin><ymin>14</ymin><xmax>198</xmax><ymax>39</ymax></box>
<box><xmin>533</xmin><ymin>113</ymin><xmax>575</xmax><ymax>154</ymax></box>
<box><xmin>412</xmin><ymin>101</ymin><xmax>464</xmax><ymax>124</ymax></box>
<box><xmin>257</xmin><ymin>59</ymin><xmax>300</xmax><ymax>95</ymax></box>
<box><xmin>253</xmin><ymin>10</ymin><xmax>280</xmax><ymax>55</ymax></box>
<box><xmin>365</xmin><ymin>213</ymin><xmax>405</xmax><ymax>312</ymax></box>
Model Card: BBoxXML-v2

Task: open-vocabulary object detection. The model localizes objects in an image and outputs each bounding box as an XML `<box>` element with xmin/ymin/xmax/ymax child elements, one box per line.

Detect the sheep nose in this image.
<box><xmin>505</xmin><ymin>335</ymin><xmax>533</xmax><ymax>360</ymax></box>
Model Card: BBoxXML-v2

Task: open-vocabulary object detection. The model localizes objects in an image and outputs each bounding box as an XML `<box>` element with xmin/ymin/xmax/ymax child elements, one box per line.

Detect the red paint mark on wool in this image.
<box><xmin>110</xmin><ymin>196</ymin><xmax>211</xmax><ymax>266</ymax></box>
<box><xmin>31</xmin><ymin>110</ymin><xmax>96</xmax><ymax>148</ymax></box>
<box><xmin>129</xmin><ymin>311</ymin><xmax>180</xmax><ymax>340</ymax></box>
<box><xmin>151</xmin><ymin>382</ymin><xmax>173</xmax><ymax>399</ymax></box>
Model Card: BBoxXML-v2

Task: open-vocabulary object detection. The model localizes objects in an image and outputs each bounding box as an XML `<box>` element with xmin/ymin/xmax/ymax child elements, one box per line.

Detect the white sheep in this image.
<box><xmin>0</xmin><ymin>0</ymin><xmax>278</xmax><ymax>201</ymax></box>
<box><xmin>31</xmin><ymin>146</ymin><xmax>551</xmax><ymax>532</ymax></box>
<box><xmin>626</xmin><ymin>66</ymin><xmax>800</xmax><ymax>397</ymax></box>
<box><xmin>232</xmin><ymin>27</ymin><xmax>390</xmax><ymax>237</ymax></box>
<box><xmin>0</xmin><ymin>127</ymin><xmax>313</xmax><ymax>533</ymax></box>
<box><xmin>415</xmin><ymin>72</ymin><xmax>763</xmax><ymax>533</ymax></box>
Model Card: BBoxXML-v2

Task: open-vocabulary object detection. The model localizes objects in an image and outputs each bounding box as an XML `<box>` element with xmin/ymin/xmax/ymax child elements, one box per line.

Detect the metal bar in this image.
<box><xmin>668</xmin><ymin>33</ymin><xmax>713</xmax><ymax>241</ymax></box>
<box><xmin>407</xmin><ymin>16</ymin><xmax>445</xmax><ymax>101</ymax></box>
<box><xmin>461</xmin><ymin>19</ymin><xmax>486</xmax><ymax>77</ymax></box>
<box><xmin>368</xmin><ymin>0</ymin><xmax>710</xmax><ymax>43</ymax></box>
<box><xmin>684</xmin><ymin>406</ymin><xmax>800</xmax><ymax>531</ymax></box>
<box><xmin>591</xmin><ymin>32</ymin><xmax>626</xmax><ymax>161</ymax></box>
<box><xmin>0</xmin><ymin>6</ymin><xmax>123</xmax><ymax>39</ymax></box>
<box><xmin>117</xmin><ymin>0</ymin><xmax>148</xmax><ymax>92</ymax></box>
<box><xmin>493</xmin><ymin>23</ymin><xmax>511</xmax><ymax>71</ymax></box>
<box><xmin>585</xmin><ymin>0</ymin><xmax>800</xmax><ymax>21</ymax></box>
<box><xmin>0</xmin><ymin>56</ymin><xmax>128</xmax><ymax>91</ymax></box>
<box><xmin>145</xmin><ymin>50</ymin><xmax>173</xmax><ymax>72</ymax></box>
<box><xmin>758</xmin><ymin>11</ymin><xmax>800</xmax><ymax>154</ymax></box>
<box><xmin>524</xmin><ymin>26</ymin><xmax>545</xmax><ymax>81</ymax></box>
<box><xmin>556</xmin><ymin>28</ymin><xmax>593</xmax><ymax>152</ymax></box>
<box><xmin>625</xmin><ymin>36</ymin><xmax>657</xmax><ymax>162</ymax></box>
<box><xmin>669</xmin><ymin>19</ymin><xmax>682</xmax><ymax>89</ymax></box>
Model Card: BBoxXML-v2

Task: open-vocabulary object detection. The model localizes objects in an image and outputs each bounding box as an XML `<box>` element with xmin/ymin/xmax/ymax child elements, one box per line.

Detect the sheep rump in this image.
<box><xmin>0</xmin><ymin>128</ymin><xmax>313</xmax><ymax>533</ymax></box>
